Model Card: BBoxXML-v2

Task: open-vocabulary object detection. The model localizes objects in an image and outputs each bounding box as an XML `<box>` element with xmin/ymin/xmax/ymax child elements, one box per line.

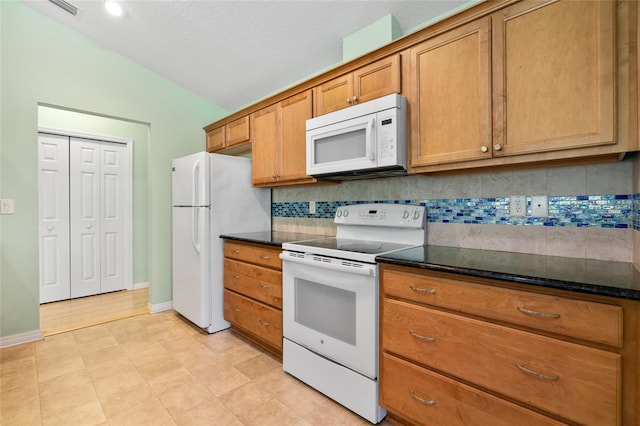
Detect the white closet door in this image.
<box><xmin>38</xmin><ymin>134</ymin><xmax>71</xmax><ymax>303</ymax></box>
<box><xmin>99</xmin><ymin>142</ymin><xmax>126</xmax><ymax>293</ymax></box>
<box><xmin>70</xmin><ymin>138</ymin><xmax>102</xmax><ymax>298</ymax></box>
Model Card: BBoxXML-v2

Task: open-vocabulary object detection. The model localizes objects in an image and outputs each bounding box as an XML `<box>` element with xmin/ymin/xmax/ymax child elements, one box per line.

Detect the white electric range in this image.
<box><xmin>279</xmin><ymin>203</ymin><xmax>427</xmax><ymax>424</ymax></box>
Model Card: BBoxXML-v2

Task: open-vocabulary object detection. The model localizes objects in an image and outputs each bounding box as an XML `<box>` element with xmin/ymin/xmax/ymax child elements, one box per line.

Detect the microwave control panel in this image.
<box><xmin>376</xmin><ymin>108</ymin><xmax>406</xmax><ymax>167</ymax></box>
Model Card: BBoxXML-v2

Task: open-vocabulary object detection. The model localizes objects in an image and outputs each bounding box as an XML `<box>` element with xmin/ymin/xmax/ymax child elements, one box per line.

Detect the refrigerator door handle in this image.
<box><xmin>192</xmin><ymin>158</ymin><xmax>200</xmax><ymax>206</ymax></box>
<box><xmin>192</xmin><ymin>208</ymin><xmax>201</xmax><ymax>254</ymax></box>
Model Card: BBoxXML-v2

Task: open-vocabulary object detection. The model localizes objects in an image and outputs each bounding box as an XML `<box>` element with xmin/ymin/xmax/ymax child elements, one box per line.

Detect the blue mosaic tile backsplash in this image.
<box><xmin>272</xmin><ymin>194</ymin><xmax>638</xmax><ymax>229</ymax></box>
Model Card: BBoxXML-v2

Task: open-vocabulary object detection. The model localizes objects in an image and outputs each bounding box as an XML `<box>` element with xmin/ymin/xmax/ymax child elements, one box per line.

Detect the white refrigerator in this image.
<box><xmin>171</xmin><ymin>152</ymin><xmax>271</xmax><ymax>333</ymax></box>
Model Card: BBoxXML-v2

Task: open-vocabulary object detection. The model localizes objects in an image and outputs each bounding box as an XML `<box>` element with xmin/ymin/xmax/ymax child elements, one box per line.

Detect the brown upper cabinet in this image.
<box><xmin>206</xmin><ymin>115</ymin><xmax>251</xmax><ymax>154</ymax></box>
<box><xmin>408</xmin><ymin>18</ymin><xmax>492</xmax><ymax>168</ymax></box>
<box><xmin>204</xmin><ymin>0</ymin><xmax>637</xmax><ymax>177</ymax></box>
<box><xmin>492</xmin><ymin>0</ymin><xmax>615</xmax><ymax>157</ymax></box>
<box><xmin>410</xmin><ymin>0</ymin><xmax>626</xmax><ymax>173</ymax></box>
<box><xmin>314</xmin><ymin>54</ymin><xmax>401</xmax><ymax>116</ymax></box>
<box><xmin>251</xmin><ymin>90</ymin><xmax>316</xmax><ymax>187</ymax></box>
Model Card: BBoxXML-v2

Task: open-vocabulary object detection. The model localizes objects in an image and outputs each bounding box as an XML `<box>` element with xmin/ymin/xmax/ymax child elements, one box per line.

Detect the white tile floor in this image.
<box><xmin>1</xmin><ymin>310</ymin><xmax>393</xmax><ymax>425</ymax></box>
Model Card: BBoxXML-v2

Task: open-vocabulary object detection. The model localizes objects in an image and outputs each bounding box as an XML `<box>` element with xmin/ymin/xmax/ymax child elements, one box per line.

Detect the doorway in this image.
<box><xmin>38</xmin><ymin>131</ymin><xmax>133</xmax><ymax>304</ymax></box>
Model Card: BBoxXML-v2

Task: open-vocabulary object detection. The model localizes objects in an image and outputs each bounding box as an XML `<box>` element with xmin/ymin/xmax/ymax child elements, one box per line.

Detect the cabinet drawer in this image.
<box><xmin>381</xmin><ymin>353</ymin><xmax>564</xmax><ymax>426</ymax></box>
<box><xmin>382</xmin><ymin>268</ymin><xmax>622</xmax><ymax>346</ymax></box>
<box><xmin>382</xmin><ymin>298</ymin><xmax>620</xmax><ymax>426</ymax></box>
<box><xmin>224</xmin><ymin>258</ymin><xmax>282</xmax><ymax>308</ymax></box>
<box><xmin>224</xmin><ymin>241</ymin><xmax>282</xmax><ymax>270</ymax></box>
<box><xmin>224</xmin><ymin>289</ymin><xmax>282</xmax><ymax>350</ymax></box>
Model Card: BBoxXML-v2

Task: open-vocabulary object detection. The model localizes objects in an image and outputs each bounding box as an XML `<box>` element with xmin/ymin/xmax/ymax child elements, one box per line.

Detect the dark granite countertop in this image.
<box><xmin>220</xmin><ymin>231</ymin><xmax>324</xmax><ymax>248</ymax></box>
<box><xmin>377</xmin><ymin>245</ymin><xmax>640</xmax><ymax>301</ymax></box>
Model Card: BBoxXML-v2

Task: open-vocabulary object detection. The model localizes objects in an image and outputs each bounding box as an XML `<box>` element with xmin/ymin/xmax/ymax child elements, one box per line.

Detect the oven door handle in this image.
<box><xmin>279</xmin><ymin>253</ymin><xmax>375</xmax><ymax>276</ymax></box>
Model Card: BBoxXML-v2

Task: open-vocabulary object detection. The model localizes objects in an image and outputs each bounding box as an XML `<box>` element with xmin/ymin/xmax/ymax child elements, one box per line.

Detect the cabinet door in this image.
<box><xmin>279</xmin><ymin>90</ymin><xmax>313</xmax><ymax>182</ymax></box>
<box><xmin>410</xmin><ymin>18</ymin><xmax>491</xmax><ymax>168</ymax></box>
<box><xmin>492</xmin><ymin>0</ymin><xmax>615</xmax><ymax>156</ymax></box>
<box><xmin>206</xmin><ymin>126</ymin><xmax>225</xmax><ymax>152</ymax></box>
<box><xmin>353</xmin><ymin>54</ymin><xmax>401</xmax><ymax>104</ymax></box>
<box><xmin>314</xmin><ymin>74</ymin><xmax>353</xmax><ymax>116</ymax></box>
<box><xmin>225</xmin><ymin>116</ymin><xmax>251</xmax><ymax>147</ymax></box>
<box><xmin>251</xmin><ymin>104</ymin><xmax>279</xmax><ymax>185</ymax></box>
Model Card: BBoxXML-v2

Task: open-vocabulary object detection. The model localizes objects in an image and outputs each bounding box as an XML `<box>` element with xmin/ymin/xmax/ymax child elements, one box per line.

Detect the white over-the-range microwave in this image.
<box><xmin>306</xmin><ymin>93</ymin><xmax>407</xmax><ymax>180</ymax></box>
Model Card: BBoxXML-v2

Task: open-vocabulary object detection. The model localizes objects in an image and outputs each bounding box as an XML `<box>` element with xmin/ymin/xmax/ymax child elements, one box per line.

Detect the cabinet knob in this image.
<box><xmin>86</xmin><ymin>224</ymin><xmax>92</xmax><ymax>229</ymax></box>
<box><xmin>480</xmin><ymin>145</ymin><xmax>488</xmax><ymax>153</ymax></box>
<box><xmin>47</xmin><ymin>226</ymin><xmax>53</xmax><ymax>231</ymax></box>
<box><xmin>493</xmin><ymin>144</ymin><xmax>503</xmax><ymax>151</ymax></box>
<box><xmin>352</xmin><ymin>96</ymin><xmax>358</xmax><ymax>102</ymax></box>
<box><xmin>346</xmin><ymin>98</ymin><xmax>352</xmax><ymax>104</ymax></box>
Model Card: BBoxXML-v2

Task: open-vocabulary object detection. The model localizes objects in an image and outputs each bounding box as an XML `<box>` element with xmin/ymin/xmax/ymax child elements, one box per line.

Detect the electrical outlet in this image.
<box><xmin>0</xmin><ymin>199</ymin><xmax>14</xmax><ymax>215</ymax></box>
<box><xmin>509</xmin><ymin>195</ymin><xmax>526</xmax><ymax>217</ymax></box>
<box><xmin>530</xmin><ymin>195</ymin><xmax>548</xmax><ymax>217</ymax></box>
<box><xmin>309</xmin><ymin>200</ymin><xmax>316</xmax><ymax>214</ymax></box>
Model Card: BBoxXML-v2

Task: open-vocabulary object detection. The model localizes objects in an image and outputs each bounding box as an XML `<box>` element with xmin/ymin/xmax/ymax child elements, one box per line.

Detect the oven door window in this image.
<box><xmin>295</xmin><ymin>278</ymin><xmax>356</xmax><ymax>346</ymax></box>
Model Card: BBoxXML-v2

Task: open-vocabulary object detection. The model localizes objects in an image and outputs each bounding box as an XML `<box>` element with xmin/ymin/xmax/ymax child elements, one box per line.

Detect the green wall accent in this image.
<box><xmin>37</xmin><ymin>105</ymin><xmax>150</xmax><ymax>286</ymax></box>
<box><xmin>342</xmin><ymin>14</ymin><xmax>402</xmax><ymax>61</ymax></box>
<box><xmin>0</xmin><ymin>1</ymin><xmax>227</xmax><ymax>338</ymax></box>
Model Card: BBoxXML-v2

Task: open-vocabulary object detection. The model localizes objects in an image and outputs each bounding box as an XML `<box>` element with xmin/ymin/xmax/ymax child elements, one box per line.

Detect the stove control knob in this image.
<box><xmin>336</xmin><ymin>209</ymin><xmax>342</xmax><ymax>217</ymax></box>
<box><xmin>343</xmin><ymin>210</ymin><xmax>349</xmax><ymax>217</ymax></box>
<box><xmin>413</xmin><ymin>210</ymin><xmax>421</xmax><ymax>220</ymax></box>
<box><xmin>402</xmin><ymin>210</ymin><xmax>410</xmax><ymax>219</ymax></box>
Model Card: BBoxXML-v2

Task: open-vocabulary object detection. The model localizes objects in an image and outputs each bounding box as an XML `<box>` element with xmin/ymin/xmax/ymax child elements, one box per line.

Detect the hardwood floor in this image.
<box><xmin>40</xmin><ymin>288</ymin><xmax>149</xmax><ymax>337</ymax></box>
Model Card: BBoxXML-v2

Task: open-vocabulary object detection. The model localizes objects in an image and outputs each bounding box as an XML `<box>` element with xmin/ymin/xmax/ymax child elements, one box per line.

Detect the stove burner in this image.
<box><xmin>338</xmin><ymin>241</ymin><xmax>384</xmax><ymax>253</ymax></box>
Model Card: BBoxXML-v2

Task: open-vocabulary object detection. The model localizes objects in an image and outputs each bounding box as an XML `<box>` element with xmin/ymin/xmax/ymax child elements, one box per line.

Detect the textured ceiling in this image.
<box><xmin>24</xmin><ymin>0</ymin><xmax>473</xmax><ymax>112</ymax></box>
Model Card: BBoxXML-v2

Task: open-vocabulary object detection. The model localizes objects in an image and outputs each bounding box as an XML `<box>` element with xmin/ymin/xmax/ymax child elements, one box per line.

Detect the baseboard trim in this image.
<box><xmin>0</xmin><ymin>329</ymin><xmax>43</xmax><ymax>348</ymax></box>
<box><xmin>148</xmin><ymin>300</ymin><xmax>173</xmax><ymax>314</ymax></box>
<box><xmin>133</xmin><ymin>281</ymin><xmax>149</xmax><ymax>290</ymax></box>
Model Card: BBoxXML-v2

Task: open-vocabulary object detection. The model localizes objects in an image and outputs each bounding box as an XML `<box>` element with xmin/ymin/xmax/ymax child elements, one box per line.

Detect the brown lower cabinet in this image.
<box><xmin>223</xmin><ymin>240</ymin><xmax>283</xmax><ymax>358</ymax></box>
<box><xmin>380</xmin><ymin>264</ymin><xmax>639</xmax><ymax>426</ymax></box>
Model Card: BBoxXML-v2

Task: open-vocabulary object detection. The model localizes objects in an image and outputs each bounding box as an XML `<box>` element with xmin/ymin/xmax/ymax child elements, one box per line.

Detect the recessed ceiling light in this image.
<box><xmin>105</xmin><ymin>1</ymin><xmax>124</xmax><ymax>17</ymax></box>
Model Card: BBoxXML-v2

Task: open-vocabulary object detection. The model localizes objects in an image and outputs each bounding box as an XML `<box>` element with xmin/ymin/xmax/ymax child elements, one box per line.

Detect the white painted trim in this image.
<box><xmin>133</xmin><ymin>281</ymin><xmax>149</xmax><ymax>290</ymax></box>
<box><xmin>38</xmin><ymin>127</ymin><xmax>131</xmax><ymax>145</ymax></box>
<box><xmin>148</xmin><ymin>301</ymin><xmax>173</xmax><ymax>314</ymax></box>
<box><xmin>0</xmin><ymin>330</ymin><xmax>43</xmax><ymax>348</ymax></box>
<box><xmin>37</xmin><ymin>128</ymin><xmax>134</xmax><ymax>293</ymax></box>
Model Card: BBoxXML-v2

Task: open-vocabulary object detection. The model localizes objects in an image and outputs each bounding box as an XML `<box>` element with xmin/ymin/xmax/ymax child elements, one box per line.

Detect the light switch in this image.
<box><xmin>1</xmin><ymin>199</ymin><xmax>15</xmax><ymax>214</ymax></box>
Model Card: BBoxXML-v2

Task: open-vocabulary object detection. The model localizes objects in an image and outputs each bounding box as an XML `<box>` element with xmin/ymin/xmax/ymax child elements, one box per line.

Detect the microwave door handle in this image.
<box><xmin>367</xmin><ymin>117</ymin><xmax>375</xmax><ymax>160</ymax></box>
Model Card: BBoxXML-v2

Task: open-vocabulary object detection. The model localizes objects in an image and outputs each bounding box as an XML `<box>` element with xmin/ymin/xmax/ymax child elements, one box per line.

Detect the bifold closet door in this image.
<box><xmin>39</xmin><ymin>134</ymin><xmax>71</xmax><ymax>303</ymax></box>
<box><xmin>70</xmin><ymin>138</ymin><xmax>126</xmax><ymax>298</ymax></box>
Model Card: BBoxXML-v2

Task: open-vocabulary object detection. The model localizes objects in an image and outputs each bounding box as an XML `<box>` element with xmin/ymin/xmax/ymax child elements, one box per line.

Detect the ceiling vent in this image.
<box><xmin>48</xmin><ymin>0</ymin><xmax>78</xmax><ymax>16</ymax></box>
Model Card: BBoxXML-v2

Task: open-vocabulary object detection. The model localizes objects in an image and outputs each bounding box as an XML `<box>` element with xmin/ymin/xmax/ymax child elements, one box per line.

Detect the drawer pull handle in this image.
<box><xmin>258</xmin><ymin>319</ymin><xmax>270</xmax><ymax>327</ymax></box>
<box><xmin>259</xmin><ymin>255</ymin><xmax>270</xmax><ymax>260</ymax></box>
<box><xmin>517</xmin><ymin>306</ymin><xmax>560</xmax><ymax>319</ymax></box>
<box><xmin>409</xmin><ymin>330</ymin><xmax>435</xmax><ymax>342</ymax></box>
<box><xmin>516</xmin><ymin>363</ymin><xmax>559</xmax><ymax>381</ymax></box>
<box><xmin>410</xmin><ymin>286</ymin><xmax>436</xmax><ymax>294</ymax></box>
<box><xmin>231</xmin><ymin>250</ymin><xmax>240</xmax><ymax>254</ymax></box>
<box><xmin>258</xmin><ymin>283</ymin><xmax>270</xmax><ymax>289</ymax></box>
<box><xmin>409</xmin><ymin>390</ymin><xmax>435</xmax><ymax>406</ymax></box>
<box><xmin>231</xmin><ymin>274</ymin><xmax>240</xmax><ymax>280</ymax></box>
<box><xmin>231</xmin><ymin>306</ymin><xmax>240</xmax><ymax>312</ymax></box>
